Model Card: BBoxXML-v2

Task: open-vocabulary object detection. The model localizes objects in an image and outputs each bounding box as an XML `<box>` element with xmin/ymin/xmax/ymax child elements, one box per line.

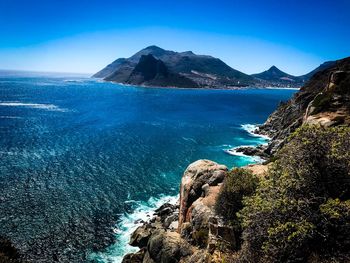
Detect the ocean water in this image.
<box><xmin>0</xmin><ymin>72</ymin><xmax>296</xmax><ymax>262</ymax></box>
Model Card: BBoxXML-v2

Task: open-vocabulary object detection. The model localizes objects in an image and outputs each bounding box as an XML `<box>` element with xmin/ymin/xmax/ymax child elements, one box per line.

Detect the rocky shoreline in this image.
<box><xmin>121</xmin><ymin>160</ymin><xmax>239</xmax><ymax>263</ymax></box>
<box><xmin>121</xmin><ymin>160</ymin><xmax>270</xmax><ymax>263</ymax></box>
<box><xmin>121</xmin><ymin>58</ymin><xmax>350</xmax><ymax>263</ymax></box>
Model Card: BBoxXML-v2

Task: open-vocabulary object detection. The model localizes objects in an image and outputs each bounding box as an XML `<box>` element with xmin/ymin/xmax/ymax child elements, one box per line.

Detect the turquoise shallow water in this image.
<box><xmin>0</xmin><ymin>73</ymin><xmax>296</xmax><ymax>262</ymax></box>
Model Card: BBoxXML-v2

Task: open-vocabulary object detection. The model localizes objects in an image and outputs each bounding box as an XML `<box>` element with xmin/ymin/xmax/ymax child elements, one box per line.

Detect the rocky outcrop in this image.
<box><xmin>303</xmin><ymin>70</ymin><xmax>350</xmax><ymax>126</ymax></box>
<box><xmin>146</xmin><ymin>230</ymin><xmax>192</xmax><ymax>263</ymax></box>
<box><xmin>122</xmin><ymin>160</ymin><xmax>238</xmax><ymax>263</ymax></box>
<box><xmin>178</xmin><ymin>160</ymin><xmax>227</xmax><ymax>231</ymax></box>
<box><xmin>233</xmin><ymin>145</ymin><xmax>270</xmax><ymax>160</ymax></box>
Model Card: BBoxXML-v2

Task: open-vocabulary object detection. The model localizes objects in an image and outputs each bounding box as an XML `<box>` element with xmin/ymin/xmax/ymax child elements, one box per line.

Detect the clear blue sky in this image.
<box><xmin>0</xmin><ymin>0</ymin><xmax>349</xmax><ymax>75</ymax></box>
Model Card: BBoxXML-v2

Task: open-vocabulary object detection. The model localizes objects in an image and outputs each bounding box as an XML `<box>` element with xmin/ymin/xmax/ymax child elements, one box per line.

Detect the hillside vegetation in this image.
<box><xmin>238</xmin><ymin>126</ymin><xmax>350</xmax><ymax>262</ymax></box>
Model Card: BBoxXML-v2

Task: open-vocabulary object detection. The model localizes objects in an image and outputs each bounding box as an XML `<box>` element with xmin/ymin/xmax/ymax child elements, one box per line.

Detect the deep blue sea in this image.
<box><xmin>0</xmin><ymin>72</ymin><xmax>296</xmax><ymax>262</ymax></box>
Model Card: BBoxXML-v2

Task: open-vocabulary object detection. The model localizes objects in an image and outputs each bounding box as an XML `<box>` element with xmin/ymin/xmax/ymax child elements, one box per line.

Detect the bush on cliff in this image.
<box><xmin>238</xmin><ymin>125</ymin><xmax>350</xmax><ymax>263</ymax></box>
<box><xmin>215</xmin><ymin>168</ymin><xmax>258</xmax><ymax>230</ymax></box>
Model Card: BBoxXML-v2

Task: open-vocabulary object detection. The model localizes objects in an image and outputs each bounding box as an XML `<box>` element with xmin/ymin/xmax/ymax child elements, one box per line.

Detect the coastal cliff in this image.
<box><xmin>122</xmin><ymin>57</ymin><xmax>350</xmax><ymax>262</ymax></box>
<box><xmin>249</xmin><ymin>56</ymin><xmax>350</xmax><ymax>156</ymax></box>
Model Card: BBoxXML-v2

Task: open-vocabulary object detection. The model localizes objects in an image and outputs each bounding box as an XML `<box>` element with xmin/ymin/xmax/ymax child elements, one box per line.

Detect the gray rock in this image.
<box><xmin>168</xmin><ymin>221</ymin><xmax>179</xmax><ymax>231</ymax></box>
<box><xmin>207</xmin><ymin>170</ymin><xmax>226</xmax><ymax>186</ymax></box>
<box><xmin>163</xmin><ymin>214</ymin><xmax>179</xmax><ymax>229</ymax></box>
<box><xmin>122</xmin><ymin>248</ymin><xmax>146</xmax><ymax>263</ymax></box>
<box><xmin>201</xmin><ymin>184</ymin><xmax>210</xmax><ymax>197</ymax></box>
<box><xmin>142</xmin><ymin>251</ymin><xmax>155</xmax><ymax>263</ymax></box>
<box><xmin>179</xmin><ymin>160</ymin><xmax>227</xmax><ymax>230</ymax></box>
<box><xmin>147</xmin><ymin>230</ymin><xmax>192</xmax><ymax>263</ymax></box>
<box><xmin>129</xmin><ymin>225</ymin><xmax>152</xmax><ymax>248</ymax></box>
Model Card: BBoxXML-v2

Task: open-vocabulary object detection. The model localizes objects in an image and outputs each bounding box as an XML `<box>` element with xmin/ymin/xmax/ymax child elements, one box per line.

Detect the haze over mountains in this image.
<box><xmin>94</xmin><ymin>46</ymin><xmax>336</xmax><ymax>89</ymax></box>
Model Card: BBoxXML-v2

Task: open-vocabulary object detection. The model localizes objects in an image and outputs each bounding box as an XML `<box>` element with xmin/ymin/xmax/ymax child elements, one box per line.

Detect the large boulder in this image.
<box><xmin>122</xmin><ymin>248</ymin><xmax>146</xmax><ymax>263</ymax></box>
<box><xmin>178</xmin><ymin>160</ymin><xmax>227</xmax><ymax>231</ymax></box>
<box><xmin>129</xmin><ymin>225</ymin><xmax>153</xmax><ymax>248</ymax></box>
<box><xmin>147</xmin><ymin>230</ymin><xmax>192</xmax><ymax>263</ymax></box>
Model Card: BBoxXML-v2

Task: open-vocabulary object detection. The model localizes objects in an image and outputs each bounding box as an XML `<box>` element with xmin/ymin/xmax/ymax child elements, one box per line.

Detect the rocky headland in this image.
<box><xmin>121</xmin><ymin>56</ymin><xmax>350</xmax><ymax>262</ymax></box>
<box><xmin>256</xmin><ymin>56</ymin><xmax>350</xmax><ymax>155</ymax></box>
<box><xmin>122</xmin><ymin>160</ymin><xmax>236</xmax><ymax>263</ymax></box>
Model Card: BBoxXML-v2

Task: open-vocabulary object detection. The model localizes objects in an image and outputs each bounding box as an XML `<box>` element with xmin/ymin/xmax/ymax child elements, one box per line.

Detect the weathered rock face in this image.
<box><xmin>257</xmin><ymin>57</ymin><xmax>350</xmax><ymax>155</ymax></box>
<box><xmin>303</xmin><ymin>70</ymin><xmax>350</xmax><ymax>126</ymax></box>
<box><xmin>122</xmin><ymin>248</ymin><xmax>146</xmax><ymax>263</ymax></box>
<box><xmin>122</xmin><ymin>160</ymin><xmax>233</xmax><ymax>263</ymax></box>
<box><xmin>129</xmin><ymin>225</ymin><xmax>153</xmax><ymax>248</ymax></box>
<box><xmin>178</xmin><ymin>160</ymin><xmax>228</xmax><ymax>232</ymax></box>
<box><xmin>234</xmin><ymin>145</ymin><xmax>270</xmax><ymax>160</ymax></box>
<box><xmin>147</xmin><ymin>230</ymin><xmax>192</xmax><ymax>263</ymax></box>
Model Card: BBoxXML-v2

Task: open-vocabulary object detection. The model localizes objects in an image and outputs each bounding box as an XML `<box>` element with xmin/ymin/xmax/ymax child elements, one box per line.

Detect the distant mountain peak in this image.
<box><xmin>252</xmin><ymin>65</ymin><xmax>300</xmax><ymax>85</ymax></box>
<box><xmin>253</xmin><ymin>65</ymin><xmax>290</xmax><ymax>77</ymax></box>
<box><xmin>180</xmin><ymin>51</ymin><xmax>195</xmax><ymax>56</ymax></box>
<box><xmin>142</xmin><ymin>45</ymin><xmax>165</xmax><ymax>52</ymax></box>
<box><xmin>269</xmin><ymin>65</ymin><xmax>279</xmax><ymax>71</ymax></box>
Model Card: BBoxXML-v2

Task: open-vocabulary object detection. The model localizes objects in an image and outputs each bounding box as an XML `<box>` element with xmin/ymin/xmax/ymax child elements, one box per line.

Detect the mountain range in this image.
<box><xmin>93</xmin><ymin>46</ymin><xmax>336</xmax><ymax>89</ymax></box>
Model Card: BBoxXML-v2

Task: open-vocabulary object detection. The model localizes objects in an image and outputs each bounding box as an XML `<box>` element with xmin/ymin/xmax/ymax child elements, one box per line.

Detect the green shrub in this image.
<box><xmin>311</xmin><ymin>92</ymin><xmax>332</xmax><ymax>114</ymax></box>
<box><xmin>215</xmin><ymin>168</ymin><xmax>258</xmax><ymax>231</ymax></box>
<box><xmin>238</xmin><ymin>125</ymin><xmax>350</xmax><ymax>263</ymax></box>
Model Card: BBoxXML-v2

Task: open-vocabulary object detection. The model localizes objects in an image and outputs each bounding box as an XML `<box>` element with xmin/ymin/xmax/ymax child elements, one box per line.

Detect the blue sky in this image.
<box><xmin>0</xmin><ymin>0</ymin><xmax>349</xmax><ymax>75</ymax></box>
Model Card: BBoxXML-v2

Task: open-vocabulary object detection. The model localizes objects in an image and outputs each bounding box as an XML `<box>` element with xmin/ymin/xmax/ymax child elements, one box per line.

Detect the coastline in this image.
<box><xmin>223</xmin><ymin>124</ymin><xmax>271</xmax><ymax>163</ymax></box>
<box><xmin>89</xmin><ymin>195</ymin><xmax>179</xmax><ymax>262</ymax></box>
<box><xmin>92</xmin><ymin>78</ymin><xmax>300</xmax><ymax>91</ymax></box>
<box><xmin>264</xmin><ymin>86</ymin><xmax>300</xmax><ymax>90</ymax></box>
<box><xmin>91</xmin><ymin>123</ymin><xmax>271</xmax><ymax>262</ymax></box>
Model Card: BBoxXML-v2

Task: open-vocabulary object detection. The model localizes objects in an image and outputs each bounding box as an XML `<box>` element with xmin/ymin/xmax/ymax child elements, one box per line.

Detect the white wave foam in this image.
<box><xmin>0</xmin><ymin>116</ymin><xmax>22</xmax><ymax>119</ymax></box>
<box><xmin>182</xmin><ymin>137</ymin><xmax>198</xmax><ymax>143</ymax></box>
<box><xmin>224</xmin><ymin>146</ymin><xmax>264</xmax><ymax>163</ymax></box>
<box><xmin>89</xmin><ymin>194</ymin><xmax>179</xmax><ymax>263</ymax></box>
<box><xmin>223</xmin><ymin>123</ymin><xmax>271</xmax><ymax>164</ymax></box>
<box><xmin>241</xmin><ymin>124</ymin><xmax>271</xmax><ymax>140</ymax></box>
<box><xmin>0</xmin><ymin>102</ymin><xmax>68</xmax><ymax>112</ymax></box>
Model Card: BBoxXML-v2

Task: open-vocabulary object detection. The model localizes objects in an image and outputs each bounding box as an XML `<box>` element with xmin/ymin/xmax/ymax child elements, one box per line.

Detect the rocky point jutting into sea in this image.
<box><xmin>120</xmin><ymin>56</ymin><xmax>350</xmax><ymax>263</ymax></box>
